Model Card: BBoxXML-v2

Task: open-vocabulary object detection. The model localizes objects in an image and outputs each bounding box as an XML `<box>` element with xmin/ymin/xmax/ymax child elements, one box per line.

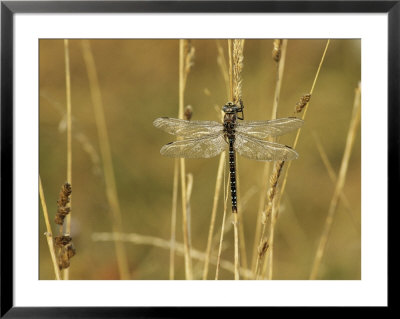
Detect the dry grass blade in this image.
<box><xmin>92</xmin><ymin>232</ymin><xmax>253</xmax><ymax>279</ymax></box>
<box><xmin>81</xmin><ymin>39</ymin><xmax>130</xmax><ymax>280</ymax></box>
<box><xmin>178</xmin><ymin>39</ymin><xmax>195</xmax><ymax>280</ymax></box>
<box><xmin>202</xmin><ymin>151</ymin><xmax>226</xmax><ymax>280</ymax></box>
<box><xmin>233</xmin><ymin>213</ymin><xmax>240</xmax><ymax>280</ymax></box>
<box><xmin>309</xmin><ymin>82</ymin><xmax>361</xmax><ymax>280</ymax></box>
<box><xmin>254</xmin><ymin>161</ymin><xmax>285</xmax><ymax>279</ymax></box>
<box><xmin>313</xmin><ymin>132</ymin><xmax>360</xmax><ymax>231</ymax></box>
<box><xmin>278</xmin><ymin>40</ymin><xmax>330</xmax><ymax>198</ymax></box>
<box><xmin>229</xmin><ymin>39</ymin><xmax>245</xmax><ymax>280</ymax></box>
<box><xmin>216</xmin><ymin>40</ymin><xmax>230</xmax><ymax>98</ymax></box>
<box><xmin>186</xmin><ymin>173</ymin><xmax>194</xmax><ymax>247</ymax></box>
<box><xmin>169</xmin><ymin>158</ymin><xmax>179</xmax><ymax>280</ymax></box>
<box><xmin>39</xmin><ymin>177</ymin><xmax>62</xmax><ymax>280</ymax></box>
<box><xmin>271</xmin><ymin>39</ymin><xmax>287</xmax><ymax>120</ymax></box>
<box><xmin>251</xmin><ymin>39</ymin><xmax>288</xmax><ymax>274</ymax></box>
<box><xmin>203</xmin><ymin>40</ymin><xmax>240</xmax><ymax>279</ymax></box>
<box><xmin>215</xmin><ymin>176</ymin><xmax>230</xmax><ymax>280</ymax></box>
<box><xmin>63</xmin><ymin>39</ymin><xmax>72</xmax><ymax>280</ymax></box>
<box><xmin>232</xmin><ymin>39</ymin><xmax>245</xmax><ymax>104</ymax></box>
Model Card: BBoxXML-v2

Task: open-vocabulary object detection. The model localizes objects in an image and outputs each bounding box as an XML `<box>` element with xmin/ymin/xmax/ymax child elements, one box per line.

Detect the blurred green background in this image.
<box><xmin>39</xmin><ymin>39</ymin><xmax>361</xmax><ymax>280</ymax></box>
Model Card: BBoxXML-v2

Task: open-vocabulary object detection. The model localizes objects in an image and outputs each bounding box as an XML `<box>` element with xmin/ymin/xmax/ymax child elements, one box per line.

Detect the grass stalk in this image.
<box><xmin>257</xmin><ymin>40</ymin><xmax>330</xmax><ymax>280</ymax></box>
<box><xmin>169</xmin><ymin>158</ymin><xmax>179</xmax><ymax>280</ymax></box>
<box><xmin>215</xmin><ymin>176</ymin><xmax>230</xmax><ymax>280</ymax></box>
<box><xmin>178</xmin><ymin>39</ymin><xmax>194</xmax><ymax>279</ymax></box>
<box><xmin>236</xmin><ymin>185</ymin><xmax>248</xmax><ymax>272</ymax></box>
<box><xmin>277</xmin><ymin>40</ymin><xmax>330</xmax><ymax>204</ymax></box>
<box><xmin>216</xmin><ymin>40</ymin><xmax>230</xmax><ymax>99</ymax></box>
<box><xmin>202</xmin><ymin>151</ymin><xmax>226</xmax><ymax>279</ymax></box>
<box><xmin>92</xmin><ymin>231</ymin><xmax>253</xmax><ymax>279</ymax></box>
<box><xmin>309</xmin><ymin>82</ymin><xmax>361</xmax><ymax>280</ymax></box>
<box><xmin>251</xmin><ymin>39</ymin><xmax>288</xmax><ymax>274</ymax></box>
<box><xmin>228</xmin><ymin>40</ymin><xmax>234</xmax><ymax>101</ymax></box>
<box><xmin>39</xmin><ymin>176</ymin><xmax>62</xmax><ymax>280</ymax></box>
<box><xmin>255</xmin><ymin>160</ymin><xmax>285</xmax><ymax>279</ymax></box>
<box><xmin>280</xmin><ymin>40</ymin><xmax>330</xmax><ymax>194</ymax></box>
<box><xmin>313</xmin><ymin>132</ymin><xmax>360</xmax><ymax>231</ymax></box>
<box><xmin>229</xmin><ymin>39</ymin><xmax>245</xmax><ymax>280</ymax></box>
<box><xmin>186</xmin><ymin>173</ymin><xmax>194</xmax><ymax>247</ymax></box>
<box><xmin>63</xmin><ymin>39</ymin><xmax>72</xmax><ymax>280</ymax></box>
<box><xmin>81</xmin><ymin>40</ymin><xmax>130</xmax><ymax>280</ymax></box>
<box><xmin>271</xmin><ymin>39</ymin><xmax>288</xmax><ymax>120</ymax></box>
<box><xmin>233</xmin><ymin>213</ymin><xmax>240</xmax><ymax>280</ymax></box>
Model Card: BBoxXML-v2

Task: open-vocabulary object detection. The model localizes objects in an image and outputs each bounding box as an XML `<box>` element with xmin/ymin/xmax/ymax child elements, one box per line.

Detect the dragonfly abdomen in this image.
<box><xmin>229</xmin><ymin>138</ymin><xmax>238</xmax><ymax>213</ymax></box>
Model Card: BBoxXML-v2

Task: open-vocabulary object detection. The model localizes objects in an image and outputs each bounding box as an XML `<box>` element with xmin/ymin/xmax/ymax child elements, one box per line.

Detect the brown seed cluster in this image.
<box><xmin>295</xmin><ymin>93</ymin><xmax>312</xmax><ymax>113</ymax></box>
<box><xmin>262</xmin><ymin>160</ymin><xmax>285</xmax><ymax>224</ymax></box>
<box><xmin>54</xmin><ymin>183</ymin><xmax>76</xmax><ymax>270</ymax></box>
<box><xmin>55</xmin><ymin>183</ymin><xmax>71</xmax><ymax>225</ymax></box>
<box><xmin>54</xmin><ymin>235</ymin><xmax>72</xmax><ymax>248</ymax></box>
<box><xmin>57</xmin><ymin>240</ymin><xmax>76</xmax><ymax>270</ymax></box>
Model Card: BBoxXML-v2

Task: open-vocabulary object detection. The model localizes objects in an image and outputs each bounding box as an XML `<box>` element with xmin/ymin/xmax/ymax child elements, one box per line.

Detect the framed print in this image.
<box><xmin>1</xmin><ymin>0</ymin><xmax>396</xmax><ymax>316</ymax></box>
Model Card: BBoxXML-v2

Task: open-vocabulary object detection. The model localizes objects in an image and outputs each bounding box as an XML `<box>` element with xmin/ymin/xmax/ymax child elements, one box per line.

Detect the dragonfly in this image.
<box><xmin>153</xmin><ymin>102</ymin><xmax>303</xmax><ymax>213</ymax></box>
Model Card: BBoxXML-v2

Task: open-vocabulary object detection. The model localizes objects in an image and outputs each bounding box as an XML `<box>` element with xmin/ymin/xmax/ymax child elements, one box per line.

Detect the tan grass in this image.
<box><xmin>230</xmin><ymin>39</ymin><xmax>245</xmax><ymax>280</ymax></box>
<box><xmin>251</xmin><ymin>39</ymin><xmax>288</xmax><ymax>274</ymax></box>
<box><xmin>263</xmin><ymin>40</ymin><xmax>330</xmax><ymax>279</ymax></box>
<box><xmin>216</xmin><ymin>40</ymin><xmax>230</xmax><ymax>99</ymax></box>
<box><xmin>39</xmin><ymin>176</ymin><xmax>61</xmax><ymax>280</ymax></box>
<box><xmin>81</xmin><ymin>40</ymin><xmax>130</xmax><ymax>280</ymax></box>
<box><xmin>202</xmin><ymin>152</ymin><xmax>226</xmax><ymax>279</ymax></box>
<box><xmin>309</xmin><ymin>82</ymin><xmax>361</xmax><ymax>280</ymax></box>
<box><xmin>63</xmin><ymin>39</ymin><xmax>72</xmax><ymax>280</ymax></box>
<box><xmin>215</xmin><ymin>177</ymin><xmax>230</xmax><ymax>280</ymax></box>
<box><xmin>92</xmin><ymin>231</ymin><xmax>253</xmax><ymax>279</ymax></box>
<box><xmin>313</xmin><ymin>131</ymin><xmax>360</xmax><ymax>231</ymax></box>
<box><xmin>169</xmin><ymin>158</ymin><xmax>179</xmax><ymax>280</ymax></box>
<box><xmin>201</xmin><ymin>40</ymin><xmax>232</xmax><ymax>280</ymax></box>
<box><xmin>254</xmin><ymin>160</ymin><xmax>285</xmax><ymax>279</ymax></box>
<box><xmin>178</xmin><ymin>39</ymin><xmax>195</xmax><ymax>279</ymax></box>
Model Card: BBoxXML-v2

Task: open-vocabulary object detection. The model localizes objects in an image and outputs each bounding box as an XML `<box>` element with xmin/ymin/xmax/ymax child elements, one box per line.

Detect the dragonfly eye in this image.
<box><xmin>223</xmin><ymin>105</ymin><xmax>231</xmax><ymax>113</ymax></box>
<box><xmin>223</xmin><ymin>102</ymin><xmax>236</xmax><ymax>113</ymax></box>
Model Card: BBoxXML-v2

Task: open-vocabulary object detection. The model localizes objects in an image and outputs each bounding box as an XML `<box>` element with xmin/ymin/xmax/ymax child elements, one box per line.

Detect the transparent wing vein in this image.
<box><xmin>153</xmin><ymin>117</ymin><xmax>222</xmax><ymax>137</ymax></box>
<box><xmin>236</xmin><ymin>117</ymin><xmax>304</xmax><ymax>138</ymax></box>
<box><xmin>160</xmin><ymin>133</ymin><xmax>227</xmax><ymax>158</ymax></box>
<box><xmin>234</xmin><ymin>133</ymin><xmax>299</xmax><ymax>161</ymax></box>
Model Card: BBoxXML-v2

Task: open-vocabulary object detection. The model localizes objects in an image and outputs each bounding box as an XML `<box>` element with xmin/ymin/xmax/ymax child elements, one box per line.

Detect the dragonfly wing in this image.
<box><xmin>234</xmin><ymin>133</ymin><xmax>299</xmax><ymax>161</ymax></box>
<box><xmin>153</xmin><ymin>117</ymin><xmax>222</xmax><ymax>137</ymax></box>
<box><xmin>236</xmin><ymin>117</ymin><xmax>303</xmax><ymax>138</ymax></box>
<box><xmin>160</xmin><ymin>133</ymin><xmax>228</xmax><ymax>158</ymax></box>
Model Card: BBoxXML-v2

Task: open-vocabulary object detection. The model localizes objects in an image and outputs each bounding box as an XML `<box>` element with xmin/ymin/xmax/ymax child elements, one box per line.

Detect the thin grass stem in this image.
<box><xmin>169</xmin><ymin>158</ymin><xmax>179</xmax><ymax>280</ymax></box>
<box><xmin>202</xmin><ymin>151</ymin><xmax>226</xmax><ymax>280</ymax></box>
<box><xmin>178</xmin><ymin>39</ymin><xmax>193</xmax><ymax>279</ymax></box>
<box><xmin>233</xmin><ymin>213</ymin><xmax>240</xmax><ymax>280</ymax></box>
<box><xmin>81</xmin><ymin>40</ymin><xmax>130</xmax><ymax>280</ymax></box>
<box><xmin>312</xmin><ymin>131</ymin><xmax>360</xmax><ymax>231</ymax></box>
<box><xmin>92</xmin><ymin>231</ymin><xmax>253</xmax><ymax>279</ymax></box>
<box><xmin>309</xmin><ymin>82</ymin><xmax>361</xmax><ymax>279</ymax></box>
<box><xmin>215</xmin><ymin>174</ymin><xmax>229</xmax><ymax>280</ymax></box>
<box><xmin>63</xmin><ymin>39</ymin><xmax>72</xmax><ymax>280</ymax></box>
<box><xmin>251</xmin><ymin>39</ymin><xmax>288</xmax><ymax>274</ymax></box>
<box><xmin>230</xmin><ymin>39</ymin><xmax>245</xmax><ymax>280</ymax></box>
<box><xmin>39</xmin><ymin>177</ymin><xmax>62</xmax><ymax>280</ymax></box>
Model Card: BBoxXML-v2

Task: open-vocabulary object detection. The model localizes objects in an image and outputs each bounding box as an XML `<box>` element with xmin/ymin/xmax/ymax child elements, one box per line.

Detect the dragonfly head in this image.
<box><xmin>223</xmin><ymin>101</ymin><xmax>244</xmax><ymax>120</ymax></box>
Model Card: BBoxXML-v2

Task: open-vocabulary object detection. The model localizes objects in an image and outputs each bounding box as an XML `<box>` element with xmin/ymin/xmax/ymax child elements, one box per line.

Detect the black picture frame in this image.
<box><xmin>1</xmin><ymin>1</ymin><xmax>396</xmax><ymax>317</ymax></box>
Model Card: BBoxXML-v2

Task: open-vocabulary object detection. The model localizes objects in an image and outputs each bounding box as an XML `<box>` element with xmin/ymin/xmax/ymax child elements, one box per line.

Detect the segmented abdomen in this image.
<box><xmin>229</xmin><ymin>138</ymin><xmax>237</xmax><ymax>213</ymax></box>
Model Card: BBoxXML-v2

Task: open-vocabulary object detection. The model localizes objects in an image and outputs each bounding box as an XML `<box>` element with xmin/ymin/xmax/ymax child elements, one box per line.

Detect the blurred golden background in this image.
<box><xmin>39</xmin><ymin>39</ymin><xmax>361</xmax><ymax>280</ymax></box>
